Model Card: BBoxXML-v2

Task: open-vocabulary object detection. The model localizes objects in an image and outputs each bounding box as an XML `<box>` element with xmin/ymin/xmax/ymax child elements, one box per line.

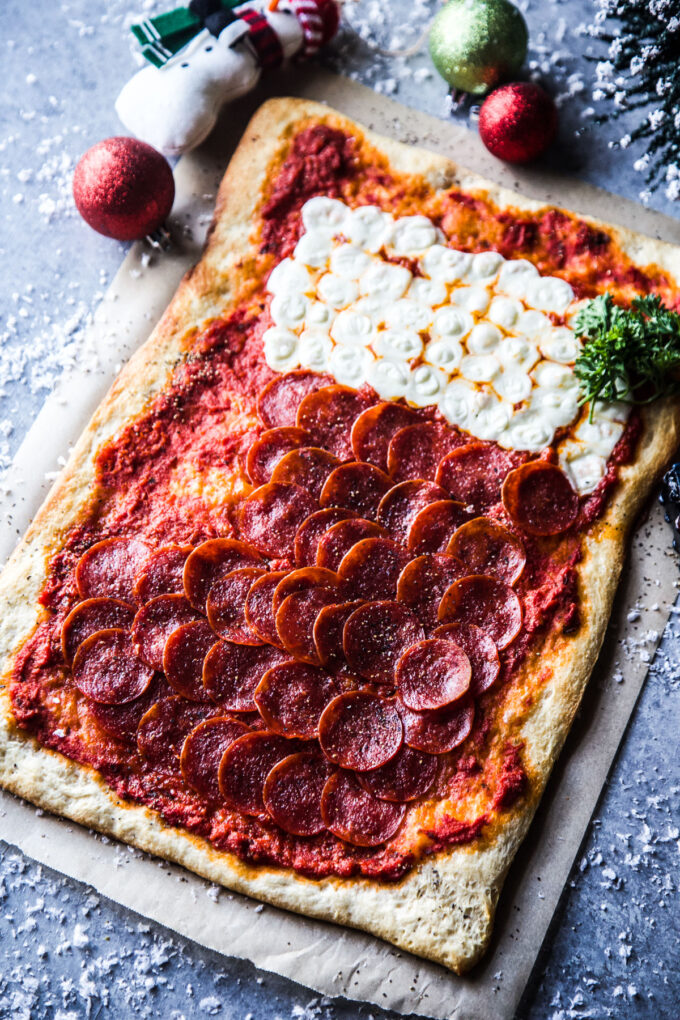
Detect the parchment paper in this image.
<box><xmin>1</xmin><ymin>71</ymin><xmax>679</xmax><ymax>1020</ymax></box>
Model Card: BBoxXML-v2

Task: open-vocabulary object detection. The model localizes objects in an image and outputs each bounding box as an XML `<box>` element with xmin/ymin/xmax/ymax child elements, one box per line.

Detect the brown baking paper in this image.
<box><xmin>1</xmin><ymin>72</ymin><xmax>678</xmax><ymax>1020</ymax></box>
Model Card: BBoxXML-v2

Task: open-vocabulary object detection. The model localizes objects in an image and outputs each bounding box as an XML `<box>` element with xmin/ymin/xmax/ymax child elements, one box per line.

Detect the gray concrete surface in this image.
<box><xmin>0</xmin><ymin>1</ymin><xmax>678</xmax><ymax>1017</ymax></box>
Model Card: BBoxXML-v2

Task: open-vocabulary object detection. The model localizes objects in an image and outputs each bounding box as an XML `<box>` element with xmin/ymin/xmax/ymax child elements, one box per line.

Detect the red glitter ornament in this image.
<box><xmin>478</xmin><ymin>83</ymin><xmax>557</xmax><ymax>164</ymax></box>
<box><xmin>73</xmin><ymin>137</ymin><xmax>175</xmax><ymax>241</ymax></box>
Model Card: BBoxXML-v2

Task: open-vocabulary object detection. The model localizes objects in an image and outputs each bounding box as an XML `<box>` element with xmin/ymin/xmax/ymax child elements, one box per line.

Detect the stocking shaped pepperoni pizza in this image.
<box><xmin>1</xmin><ymin>99</ymin><xmax>679</xmax><ymax>975</ymax></box>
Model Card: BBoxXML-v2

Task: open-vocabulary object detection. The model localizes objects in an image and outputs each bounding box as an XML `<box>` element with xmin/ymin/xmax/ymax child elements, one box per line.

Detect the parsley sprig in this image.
<box><xmin>574</xmin><ymin>293</ymin><xmax>680</xmax><ymax>409</ymax></box>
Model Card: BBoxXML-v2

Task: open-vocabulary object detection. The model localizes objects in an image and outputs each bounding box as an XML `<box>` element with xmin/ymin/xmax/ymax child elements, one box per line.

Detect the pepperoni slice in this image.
<box><xmin>343</xmin><ymin>601</ymin><xmax>424</xmax><ymax>684</ymax></box>
<box><xmin>137</xmin><ymin>695</ymin><xmax>210</xmax><ymax>768</ymax></box>
<box><xmin>263</xmin><ymin>752</ymin><xmax>331</xmax><ymax>836</ymax></box>
<box><xmin>61</xmin><ymin>597</ymin><xmax>135</xmax><ymax>665</ymax></box>
<box><xmin>163</xmin><ymin>620</ymin><xmax>217</xmax><ymax>702</ymax></box>
<box><xmin>272</xmin><ymin>566</ymin><xmax>340</xmax><ymax>613</ymax></box>
<box><xmin>399</xmin><ymin>698</ymin><xmax>474</xmax><ymax>754</ymax></box>
<box><xmin>387</xmin><ymin>421</ymin><xmax>464</xmax><ymax>483</ymax></box>
<box><xmin>351</xmin><ymin>402</ymin><xmax>419</xmax><ymax>472</ymax></box>
<box><xmin>72</xmin><ymin>628</ymin><xmax>153</xmax><ymax>705</ymax></box>
<box><xmin>131</xmin><ymin>594</ymin><xmax>200</xmax><ymax>670</ymax></box>
<box><xmin>275</xmin><ymin>588</ymin><xmax>338</xmax><ymax>665</ymax></box>
<box><xmin>296</xmin><ymin>385</ymin><xmax>369</xmax><ymax>461</ymax></box>
<box><xmin>436</xmin><ymin>443</ymin><xmax>514</xmax><ymax>512</ymax></box>
<box><xmin>270</xmin><ymin>447</ymin><xmax>341</xmax><ymax>499</ymax></box>
<box><xmin>238</xmin><ymin>482</ymin><xmax>318</xmax><ymax>558</ymax></box>
<box><xmin>396</xmin><ymin>638</ymin><xmax>471</xmax><ymax>711</ymax></box>
<box><xmin>254</xmin><ymin>662</ymin><xmax>342</xmax><ymax>739</ymax></box>
<box><xmin>407</xmin><ymin>499</ymin><xmax>468</xmax><ymax>556</ymax></box>
<box><xmin>318</xmin><ymin>691</ymin><xmax>402</xmax><ymax>770</ymax></box>
<box><xmin>321</xmin><ymin>770</ymin><xmax>405</xmax><ymax>846</ymax></box>
<box><xmin>438</xmin><ymin>575</ymin><xmax>523</xmax><ymax>650</ymax></box>
<box><xmin>183</xmin><ymin>539</ymin><xmax>264</xmax><ymax>612</ymax></box>
<box><xmin>218</xmin><ymin>730</ymin><xmax>291</xmax><ymax>815</ymax></box>
<box><xmin>502</xmin><ymin>460</ymin><xmax>579</xmax><ymax>536</ymax></box>
<box><xmin>396</xmin><ymin>553</ymin><xmax>464</xmax><ymax>629</ymax></box>
<box><xmin>294</xmin><ymin>507</ymin><xmax>356</xmax><ymax>567</ymax></box>
<box><xmin>89</xmin><ymin>675</ymin><xmax>166</xmax><ymax>744</ymax></box>
<box><xmin>76</xmin><ymin>537</ymin><xmax>151</xmax><ymax>603</ymax></box>
<box><xmin>133</xmin><ymin>545</ymin><xmax>192</xmax><ymax>603</ymax></box>
<box><xmin>376</xmin><ymin>480</ymin><xmax>448</xmax><ymax>540</ymax></box>
<box><xmin>337</xmin><ymin>537</ymin><xmax>405</xmax><ymax>601</ymax></box>
<box><xmin>246</xmin><ymin>426</ymin><xmax>311</xmax><ymax>486</ymax></box>
<box><xmin>447</xmin><ymin>517</ymin><xmax>526</xmax><ymax>585</ymax></box>
<box><xmin>320</xmin><ymin>463</ymin><xmax>391</xmax><ymax>520</ymax></box>
<box><xmin>257</xmin><ymin>369</ymin><xmax>333</xmax><ymax>429</ymax></box>
<box><xmin>180</xmin><ymin>716</ymin><xmax>250</xmax><ymax>800</ymax></box>
<box><xmin>357</xmin><ymin>744</ymin><xmax>438</xmax><ymax>802</ymax></box>
<box><xmin>432</xmin><ymin>622</ymin><xmax>500</xmax><ymax>697</ymax></box>
<box><xmin>244</xmin><ymin>570</ymin><xmax>288</xmax><ymax>647</ymax></box>
<box><xmin>203</xmin><ymin>641</ymin><xmax>286</xmax><ymax>711</ymax></box>
<box><xmin>316</xmin><ymin>518</ymin><xmax>387</xmax><ymax>571</ymax></box>
<box><xmin>313</xmin><ymin>600</ymin><xmax>363</xmax><ymax>674</ymax></box>
<box><xmin>206</xmin><ymin>567</ymin><xmax>267</xmax><ymax>644</ymax></box>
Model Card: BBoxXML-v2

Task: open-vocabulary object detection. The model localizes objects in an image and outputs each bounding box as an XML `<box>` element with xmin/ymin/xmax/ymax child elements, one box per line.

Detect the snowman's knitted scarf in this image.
<box><xmin>131</xmin><ymin>0</ymin><xmax>275</xmax><ymax>68</ymax></box>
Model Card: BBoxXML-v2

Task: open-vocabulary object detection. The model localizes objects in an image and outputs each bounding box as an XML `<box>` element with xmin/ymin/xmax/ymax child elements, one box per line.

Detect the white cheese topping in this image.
<box><xmin>390</xmin><ymin>215</ymin><xmax>437</xmax><ymax>255</ymax></box>
<box><xmin>264</xmin><ymin>199</ymin><xmax>631</xmax><ymax>493</ymax></box>
<box><xmin>375</xmin><ymin>329</ymin><xmax>424</xmax><ymax>362</ymax></box>
<box><xmin>367</xmin><ymin>357</ymin><xmax>411</xmax><ymax>399</ymax></box>
<box><xmin>262</xmin><ymin>327</ymin><xmax>300</xmax><ymax>372</ymax></box>
<box><xmin>360</xmin><ymin>261</ymin><xmax>411</xmax><ymax>301</ymax></box>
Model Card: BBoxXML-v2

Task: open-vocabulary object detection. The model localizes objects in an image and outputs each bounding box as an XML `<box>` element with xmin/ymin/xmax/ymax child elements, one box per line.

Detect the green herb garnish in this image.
<box><xmin>574</xmin><ymin>293</ymin><xmax>680</xmax><ymax>410</ymax></box>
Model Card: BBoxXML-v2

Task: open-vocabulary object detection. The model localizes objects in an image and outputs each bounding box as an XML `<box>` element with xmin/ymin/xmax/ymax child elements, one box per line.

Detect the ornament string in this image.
<box><xmin>331</xmin><ymin>0</ymin><xmax>432</xmax><ymax>59</ymax></box>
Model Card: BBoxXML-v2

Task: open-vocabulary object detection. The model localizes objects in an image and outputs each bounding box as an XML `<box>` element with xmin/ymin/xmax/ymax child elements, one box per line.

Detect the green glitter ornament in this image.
<box><xmin>428</xmin><ymin>0</ymin><xmax>528</xmax><ymax>95</ymax></box>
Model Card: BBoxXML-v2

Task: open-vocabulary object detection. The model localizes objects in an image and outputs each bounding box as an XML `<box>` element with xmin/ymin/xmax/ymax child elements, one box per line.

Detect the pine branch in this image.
<box><xmin>587</xmin><ymin>0</ymin><xmax>680</xmax><ymax>199</ymax></box>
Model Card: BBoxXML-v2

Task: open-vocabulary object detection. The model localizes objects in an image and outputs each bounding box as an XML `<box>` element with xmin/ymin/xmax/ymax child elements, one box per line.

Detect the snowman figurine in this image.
<box><xmin>116</xmin><ymin>0</ymin><xmax>340</xmax><ymax>156</ymax></box>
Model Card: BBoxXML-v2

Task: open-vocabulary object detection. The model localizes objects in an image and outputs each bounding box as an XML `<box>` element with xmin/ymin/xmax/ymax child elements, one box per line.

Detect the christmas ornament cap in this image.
<box><xmin>73</xmin><ymin>137</ymin><xmax>175</xmax><ymax>241</ymax></box>
<box><xmin>479</xmin><ymin>82</ymin><xmax>557</xmax><ymax>163</ymax></box>
<box><xmin>428</xmin><ymin>0</ymin><xmax>528</xmax><ymax>96</ymax></box>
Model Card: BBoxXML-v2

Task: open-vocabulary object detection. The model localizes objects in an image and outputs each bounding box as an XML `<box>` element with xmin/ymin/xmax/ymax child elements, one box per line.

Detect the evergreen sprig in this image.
<box><xmin>587</xmin><ymin>0</ymin><xmax>680</xmax><ymax>196</ymax></box>
<box><xmin>574</xmin><ymin>293</ymin><xmax>680</xmax><ymax>407</ymax></box>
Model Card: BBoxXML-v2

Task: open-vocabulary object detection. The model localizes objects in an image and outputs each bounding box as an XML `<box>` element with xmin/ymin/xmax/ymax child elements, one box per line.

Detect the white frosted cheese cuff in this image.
<box><xmin>263</xmin><ymin>199</ymin><xmax>631</xmax><ymax>494</ymax></box>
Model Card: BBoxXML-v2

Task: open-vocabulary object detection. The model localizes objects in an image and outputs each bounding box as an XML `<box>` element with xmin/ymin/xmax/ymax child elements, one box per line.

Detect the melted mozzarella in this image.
<box><xmin>267</xmin><ymin>258</ymin><xmax>313</xmax><ymax>297</ymax></box>
<box><xmin>330</xmin><ymin>309</ymin><xmax>374</xmax><ymax>347</ymax></box>
<box><xmin>431</xmin><ymin>306</ymin><xmax>473</xmax><ymax>340</ymax></box>
<box><xmin>375</xmin><ymin>329</ymin><xmax>424</xmax><ymax>361</ymax></box>
<box><xmin>424</xmin><ymin>337</ymin><xmax>463</xmax><ymax>372</ymax></box>
<box><xmin>263</xmin><ymin>327</ymin><xmax>300</xmax><ymax>372</ymax></box>
<box><xmin>460</xmin><ymin>354</ymin><xmax>500</xmax><ymax>384</ymax></box>
<box><xmin>299</xmin><ymin>329</ymin><xmax>332</xmax><ymax>371</ymax></box>
<box><xmin>330</xmin><ymin>244</ymin><xmax>371</xmax><ymax>280</ymax></box>
<box><xmin>328</xmin><ymin>344</ymin><xmax>374</xmax><ymax>387</ymax></box>
<box><xmin>390</xmin><ymin>215</ymin><xmax>437</xmax><ymax>255</ymax></box>
<box><xmin>345</xmin><ymin>205</ymin><xmax>393</xmax><ymax>252</ymax></box>
<box><xmin>360</xmin><ymin>261</ymin><xmax>412</xmax><ymax>301</ymax></box>
<box><xmin>317</xmin><ymin>274</ymin><xmax>358</xmax><ymax>309</ymax></box>
<box><xmin>263</xmin><ymin>199</ymin><xmax>631</xmax><ymax>493</ymax></box>
<box><xmin>488</xmin><ymin>296</ymin><xmax>522</xmax><ymax>330</ymax></box>
<box><xmin>366</xmin><ymin>357</ymin><xmax>411</xmax><ymax>399</ymax></box>
<box><xmin>422</xmin><ymin>245</ymin><xmax>471</xmax><ymax>282</ymax></box>
<box><xmin>450</xmin><ymin>285</ymin><xmax>491</xmax><ymax>314</ymax></box>
<box><xmin>270</xmin><ymin>292</ymin><xmax>308</xmax><ymax>329</ymax></box>
<box><xmin>407</xmin><ymin>364</ymin><xmax>448</xmax><ymax>407</ymax></box>
<box><xmin>408</xmin><ymin>277</ymin><xmax>448</xmax><ymax>307</ymax></box>
<box><xmin>301</xmin><ymin>196</ymin><xmax>348</xmax><ymax>233</ymax></box>
<box><xmin>385</xmin><ymin>299</ymin><xmax>431</xmax><ymax>332</ymax></box>
<box><xmin>294</xmin><ymin>230</ymin><xmax>333</xmax><ymax>269</ymax></box>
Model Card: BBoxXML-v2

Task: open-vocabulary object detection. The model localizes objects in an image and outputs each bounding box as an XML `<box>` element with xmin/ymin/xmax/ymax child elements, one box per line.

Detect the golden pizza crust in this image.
<box><xmin>1</xmin><ymin>98</ymin><xmax>679</xmax><ymax>974</ymax></box>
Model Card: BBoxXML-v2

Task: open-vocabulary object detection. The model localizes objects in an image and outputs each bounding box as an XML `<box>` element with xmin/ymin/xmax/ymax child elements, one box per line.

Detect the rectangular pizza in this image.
<box><xmin>1</xmin><ymin>97</ymin><xmax>679</xmax><ymax>975</ymax></box>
